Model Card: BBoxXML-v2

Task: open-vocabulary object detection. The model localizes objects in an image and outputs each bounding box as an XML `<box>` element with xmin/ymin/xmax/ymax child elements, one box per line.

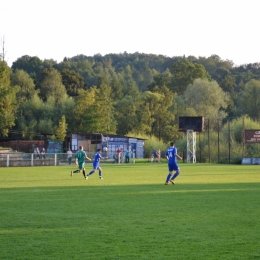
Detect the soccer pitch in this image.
<box><xmin>0</xmin><ymin>163</ymin><xmax>260</xmax><ymax>260</ymax></box>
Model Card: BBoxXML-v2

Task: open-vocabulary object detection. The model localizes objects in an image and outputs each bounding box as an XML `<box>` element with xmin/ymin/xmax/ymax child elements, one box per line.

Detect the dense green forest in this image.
<box><xmin>1</xmin><ymin>52</ymin><xmax>260</xmax><ymax>145</ymax></box>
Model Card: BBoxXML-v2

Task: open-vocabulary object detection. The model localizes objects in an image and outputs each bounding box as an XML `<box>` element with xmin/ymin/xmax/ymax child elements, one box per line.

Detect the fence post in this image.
<box><xmin>132</xmin><ymin>153</ymin><xmax>135</xmax><ymax>164</ymax></box>
<box><xmin>31</xmin><ymin>154</ymin><xmax>34</xmax><ymax>166</ymax></box>
<box><xmin>55</xmin><ymin>153</ymin><xmax>57</xmax><ymax>166</ymax></box>
<box><xmin>7</xmin><ymin>154</ymin><xmax>9</xmax><ymax>167</ymax></box>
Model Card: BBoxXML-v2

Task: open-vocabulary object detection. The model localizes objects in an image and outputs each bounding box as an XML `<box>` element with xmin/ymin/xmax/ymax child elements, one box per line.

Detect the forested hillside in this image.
<box><xmin>1</xmin><ymin>52</ymin><xmax>260</xmax><ymax>143</ymax></box>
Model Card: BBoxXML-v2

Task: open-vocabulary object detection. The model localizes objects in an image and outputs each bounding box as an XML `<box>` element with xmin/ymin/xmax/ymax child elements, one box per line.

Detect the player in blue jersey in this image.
<box><xmin>70</xmin><ymin>146</ymin><xmax>91</xmax><ymax>179</ymax></box>
<box><xmin>86</xmin><ymin>149</ymin><xmax>107</xmax><ymax>180</ymax></box>
<box><xmin>165</xmin><ymin>142</ymin><xmax>182</xmax><ymax>185</ymax></box>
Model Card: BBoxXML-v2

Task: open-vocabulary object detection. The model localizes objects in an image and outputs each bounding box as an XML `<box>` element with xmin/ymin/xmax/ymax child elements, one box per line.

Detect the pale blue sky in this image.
<box><xmin>1</xmin><ymin>0</ymin><xmax>259</xmax><ymax>67</ymax></box>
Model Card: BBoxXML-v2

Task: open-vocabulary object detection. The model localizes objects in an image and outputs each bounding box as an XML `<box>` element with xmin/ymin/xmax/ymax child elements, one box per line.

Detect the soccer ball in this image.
<box><xmin>103</xmin><ymin>147</ymin><xmax>108</xmax><ymax>152</ymax></box>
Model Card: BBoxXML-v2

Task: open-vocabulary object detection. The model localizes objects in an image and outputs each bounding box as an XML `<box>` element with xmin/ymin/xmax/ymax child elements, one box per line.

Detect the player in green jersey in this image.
<box><xmin>70</xmin><ymin>146</ymin><xmax>91</xmax><ymax>179</ymax></box>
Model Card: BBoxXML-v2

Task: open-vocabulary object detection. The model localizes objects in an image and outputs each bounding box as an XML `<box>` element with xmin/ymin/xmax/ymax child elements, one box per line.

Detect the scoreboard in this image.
<box><xmin>179</xmin><ymin>116</ymin><xmax>204</xmax><ymax>132</ymax></box>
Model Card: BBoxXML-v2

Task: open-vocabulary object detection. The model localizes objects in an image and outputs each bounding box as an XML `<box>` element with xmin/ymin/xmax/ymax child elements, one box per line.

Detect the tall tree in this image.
<box><xmin>110</xmin><ymin>73</ymin><xmax>125</xmax><ymax>100</ymax></box>
<box><xmin>136</xmin><ymin>91</ymin><xmax>163</xmax><ymax>136</ymax></box>
<box><xmin>55</xmin><ymin>115</ymin><xmax>67</xmax><ymax>141</ymax></box>
<box><xmin>93</xmin><ymin>84</ymin><xmax>116</xmax><ymax>133</ymax></box>
<box><xmin>139</xmin><ymin>67</ymin><xmax>154</xmax><ymax>91</ymax></box>
<box><xmin>11</xmin><ymin>69</ymin><xmax>39</xmax><ymax>103</ymax></box>
<box><xmin>183</xmin><ymin>78</ymin><xmax>230</xmax><ymax>128</ymax></box>
<box><xmin>171</xmin><ymin>59</ymin><xmax>211</xmax><ymax>94</ymax></box>
<box><xmin>74</xmin><ymin>88</ymin><xmax>96</xmax><ymax>132</ymax></box>
<box><xmin>15</xmin><ymin>94</ymin><xmax>49</xmax><ymax>138</ymax></box>
<box><xmin>150</xmin><ymin>85</ymin><xmax>179</xmax><ymax>142</ymax></box>
<box><xmin>219</xmin><ymin>74</ymin><xmax>237</xmax><ymax>114</ymax></box>
<box><xmin>14</xmin><ymin>94</ymin><xmax>75</xmax><ymax>138</ymax></box>
<box><xmin>12</xmin><ymin>56</ymin><xmax>45</xmax><ymax>86</ymax></box>
<box><xmin>39</xmin><ymin>68</ymin><xmax>67</xmax><ymax>102</ymax></box>
<box><xmin>0</xmin><ymin>61</ymin><xmax>19</xmax><ymax>136</ymax></box>
<box><xmin>60</xmin><ymin>69</ymin><xmax>86</xmax><ymax>96</ymax></box>
<box><xmin>122</xmin><ymin>65</ymin><xmax>134</xmax><ymax>88</ymax></box>
<box><xmin>236</xmin><ymin>79</ymin><xmax>260</xmax><ymax>121</ymax></box>
<box><xmin>115</xmin><ymin>95</ymin><xmax>142</xmax><ymax>135</ymax></box>
<box><xmin>125</xmin><ymin>80</ymin><xmax>140</xmax><ymax>98</ymax></box>
<box><xmin>74</xmin><ymin>84</ymin><xmax>116</xmax><ymax>133</ymax></box>
<box><xmin>196</xmin><ymin>54</ymin><xmax>233</xmax><ymax>76</ymax></box>
<box><xmin>147</xmin><ymin>69</ymin><xmax>173</xmax><ymax>91</ymax></box>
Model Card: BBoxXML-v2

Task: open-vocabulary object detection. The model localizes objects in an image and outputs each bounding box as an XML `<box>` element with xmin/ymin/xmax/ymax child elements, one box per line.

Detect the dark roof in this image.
<box><xmin>71</xmin><ymin>132</ymin><xmax>147</xmax><ymax>140</ymax></box>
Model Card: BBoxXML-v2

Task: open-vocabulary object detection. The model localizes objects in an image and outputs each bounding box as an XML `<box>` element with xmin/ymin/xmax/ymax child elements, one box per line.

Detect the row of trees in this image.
<box><xmin>1</xmin><ymin>52</ymin><xmax>260</xmax><ymax>146</ymax></box>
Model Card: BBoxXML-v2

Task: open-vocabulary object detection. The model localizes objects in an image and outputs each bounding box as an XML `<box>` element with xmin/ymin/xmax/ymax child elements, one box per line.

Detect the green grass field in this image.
<box><xmin>1</xmin><ymin>163</ymin><xmax>260</xmax><ymax>260</ymax></box>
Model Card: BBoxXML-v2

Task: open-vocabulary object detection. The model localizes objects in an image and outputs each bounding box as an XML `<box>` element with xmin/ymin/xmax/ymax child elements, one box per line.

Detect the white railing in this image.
<box><xmin>0</xmin><ymin>153</ymin><xmax>61</xmax><ymax>167</ymax></box>
<box><xmin>0</xmin><ymin>152</ymin><xmax>136</xmax><ymax>167</ymax></box>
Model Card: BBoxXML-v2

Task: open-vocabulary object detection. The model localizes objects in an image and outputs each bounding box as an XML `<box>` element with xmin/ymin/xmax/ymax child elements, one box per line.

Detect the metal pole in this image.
<box><xmin>242</xmin><ymin>117</ymin><xmax>245</xmax><ymax>157</ymax></box>
<box><xmin>106</xmin><ymin>134</ymin><xmax>109</xmax><ymax>158</ymax></box>
<box><xmin>208</xmin><ymin>119</ymin><xmax>210</xmax><ymax>163</ymax></box>
<box><xmin>218</xmin><ymin>120</ymin><xmax>220</xmax><ymax>163</ymax></box>
<box><xmin>228</xmin><ymin>119</ymin><xmax>231</xmax><ymax>164</ymax></box>
<box><xmin>199</xmin><ymin>132</ymin><xmax>201</xmax><ymax>163</ymax></box>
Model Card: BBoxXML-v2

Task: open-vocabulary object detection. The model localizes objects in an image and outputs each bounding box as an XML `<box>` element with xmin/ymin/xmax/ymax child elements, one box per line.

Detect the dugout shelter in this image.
<box><xmin>65</xmin><ymin>132</ymin><xmax>145</xmax><ymax>159</ymax></box>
